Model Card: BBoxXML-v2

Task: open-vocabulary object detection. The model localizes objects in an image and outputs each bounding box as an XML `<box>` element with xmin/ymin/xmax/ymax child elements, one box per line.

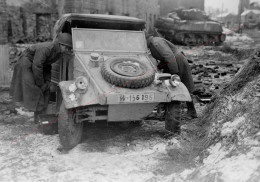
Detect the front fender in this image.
<box><xmin>59</xmin><ymin>80</ymin><xmax>100</xmax><ymax>109</ymax></box>
<box><xmin>168</xmin><ymin>82</ymin><xmax>192</xmax><ymax>102</ymax></box>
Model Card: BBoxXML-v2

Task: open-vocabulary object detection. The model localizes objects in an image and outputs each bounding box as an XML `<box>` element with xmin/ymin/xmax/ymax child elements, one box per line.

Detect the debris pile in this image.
<box><xmin>184</xmin><ymin>47</ymin><xmax>248</xmax><ymax>101</ymax></box>
<box><xmin>225</xmin><ymin>34</ymin><xmax>254</xmax><ymax>46</ymax></box>
<box><xmin>223</xmin><ymin>27</ymin><xmax>255</xmax><ymax>48</ymax></box>
<box><xmin>163</xmin><ymin>48</ymin><xmax>260</xmax><ymax>182</ymax></box>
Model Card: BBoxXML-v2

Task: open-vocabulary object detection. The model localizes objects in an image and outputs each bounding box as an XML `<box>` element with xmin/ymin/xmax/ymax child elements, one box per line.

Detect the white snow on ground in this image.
<box><xmin>15</xmin><ymin>107</ymin><xmax>34</xmax><ymax>118</ymax></box>
<box><xmin>221</xmin><ymin>116</ymin><xmax>245</xmax><ymax>136</ymax></box>
<box><xmin>222</xmin><ymin>27</ymin><xmax>237</xmax><ymax>36</ymax></box>
<box><xmin>222</xmin><ymin>27</ymin><xmax>254</xmax><ymax>45</ymax></box>
<box><xmin>2</xmin><ymin>88</ymin><xmax>260</xmax><ymax>182</ymax></box>
<box><xmin>164</xmin><ymin>76</ymin><xmax>260</xmax><ymax>182</ymax></box>
<box><xmin>163</xmin><ymin>130</ymin><xmax>260</xmax><ymax>182</ymax></box>
<box><xmin>226</xmin><ymin>34</ymin><xmax>254</xmax><ymax>44</ymax></box>
<box><xmin>0</xmin><ymin>121</ymin><xmax>178</xmax><ymax>182</ymax></box>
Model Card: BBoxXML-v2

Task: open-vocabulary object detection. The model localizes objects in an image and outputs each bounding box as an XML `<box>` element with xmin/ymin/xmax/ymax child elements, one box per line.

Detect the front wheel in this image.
<box><xmin>165</xmin><ymin>101</ymin><xmax>181</xmax><ymax>133</ymax></box>
<box><xmin>58</xmin><ymin>101</ymin><xmax>83</xmax><ymax>149</ymax></box>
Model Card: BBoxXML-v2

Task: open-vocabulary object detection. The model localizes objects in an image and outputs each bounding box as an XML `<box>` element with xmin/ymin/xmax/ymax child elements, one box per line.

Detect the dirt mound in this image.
<box><xmin>165</xmin><ymin>49</ymin><xmax>260</xmax><ymax>181</ymax></box>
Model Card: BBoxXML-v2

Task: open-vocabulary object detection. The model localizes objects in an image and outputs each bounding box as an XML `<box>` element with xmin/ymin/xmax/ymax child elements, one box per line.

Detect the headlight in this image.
<box><xmin>66</xmin><ymin>76</ymin><xmax>89</xmax><ymax>102</ymax></box>
<box><xmin>169</xmin><ymin>74</ymin><xmax>181</xmax><ymax>87</ymax></box>
<box><xmin>75</xmin><ymin>76</ymin><xmax>89</xmax><ymax>92</ymax></box>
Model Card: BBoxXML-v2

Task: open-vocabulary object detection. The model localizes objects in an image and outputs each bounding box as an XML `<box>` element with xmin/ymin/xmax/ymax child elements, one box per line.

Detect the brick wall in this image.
<box><xmin>5</xmin><ymin>0</ymin><xmax>58</xmax><ymax>43</ymax></box>
<box><xmin>0</xmin><ymin>0</ymin><xmax>8</xmax><ymax>44</ymax></box>
<box><xmin>8</xmin><ymin>6</ymin><xmax>26</xmax><ymax>43</ymax></box>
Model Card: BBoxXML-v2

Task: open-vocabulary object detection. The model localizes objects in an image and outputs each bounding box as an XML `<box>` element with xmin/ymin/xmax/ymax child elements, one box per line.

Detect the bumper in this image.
<box><xmin>59</xmin><ymin>80</ymin><xmax>191</xmax><ymax>109</ymax></box>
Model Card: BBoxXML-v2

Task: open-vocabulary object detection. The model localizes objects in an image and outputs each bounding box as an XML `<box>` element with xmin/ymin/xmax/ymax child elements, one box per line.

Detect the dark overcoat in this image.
<box><xmin>10</xmin><ymin>42</ymin><xmax>62</xmax><ymax>111</ymax></box>
<box><xmin>148</xmin><ymin>36</ymin><xmax>195</xmax><ymax>93</ymax></box>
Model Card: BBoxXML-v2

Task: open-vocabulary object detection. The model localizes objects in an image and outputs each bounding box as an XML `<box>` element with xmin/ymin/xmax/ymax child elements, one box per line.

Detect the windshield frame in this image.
<box><xmin>72</xmin><ymin>28</ymin><xmax>148</xmax><ymax>53</ymax></box>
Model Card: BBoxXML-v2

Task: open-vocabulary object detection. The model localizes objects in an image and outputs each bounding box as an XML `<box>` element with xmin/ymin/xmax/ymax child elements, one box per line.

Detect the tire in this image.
<box><xmin>41</xmin><ymin>125</ymin><xmax>58</xmax><ymax>135</ymax></box>
<box><xmin>101</xmin><ymin>57</ymin><xmax>155</xmax><ymax>89</ymax></box>
<box><xmin>165</xmin><ymin>101</ymin><xmax>181</xmax><ymax>133</ymax></box>
<box><xmin>58</xmin><ymin>101</ymin><xmax>83</xmax><ymax>149</ymax></box>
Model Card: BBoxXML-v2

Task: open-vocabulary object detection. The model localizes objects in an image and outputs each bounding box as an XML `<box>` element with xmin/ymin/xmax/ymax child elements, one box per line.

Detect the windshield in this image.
<box><xmin>72</xmin><ymin>28</ymin><xmax>147</xmax><ymax>52</ymax></box>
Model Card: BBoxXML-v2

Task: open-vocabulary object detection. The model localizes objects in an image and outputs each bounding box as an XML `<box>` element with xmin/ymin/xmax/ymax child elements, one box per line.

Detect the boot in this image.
<box><xmin>34</xmin><ymin>108</ymin><xmax>47</xmax><ymax>124</ymax></box>
<box><xmin>186</xmin><ymin>101</ymin><xmax>198</xmax><ymax>119</ymax></box>
<box><xmin>34</xmin><ymin>111</ymin><xmax>40</xmax><ymax>124</ymax></box>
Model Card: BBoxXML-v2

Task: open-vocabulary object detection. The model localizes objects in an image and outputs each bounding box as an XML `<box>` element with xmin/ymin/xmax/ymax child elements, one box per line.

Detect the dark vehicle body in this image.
<box><xmin>155</xmin><ymin>9</ymin><xmax>226</xmax><ymax>46</ymax></box>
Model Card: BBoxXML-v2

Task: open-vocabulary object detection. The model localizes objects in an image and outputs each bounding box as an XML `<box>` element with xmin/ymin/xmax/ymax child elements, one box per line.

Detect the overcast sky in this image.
<box><xmin>205</xmin><ymin>0</ymin><xmax>260</xmax><ymax>14</ymax></box>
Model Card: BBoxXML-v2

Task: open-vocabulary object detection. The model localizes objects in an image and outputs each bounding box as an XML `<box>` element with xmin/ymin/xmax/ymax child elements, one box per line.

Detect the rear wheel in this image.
<box><xmin>58</xmin><ymin>101</ymin><xmax>83</xmax><ymax>149</ymax></box>
<box><xmin>165</xmin><ymin>101</ymin><xmax>181</xmax><ymax>133</ymax></box>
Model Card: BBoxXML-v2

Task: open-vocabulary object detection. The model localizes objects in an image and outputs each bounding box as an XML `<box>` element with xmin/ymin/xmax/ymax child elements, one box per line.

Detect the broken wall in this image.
<box><xmin>6</xmin><ymin>0</ymin><xmax>58</xmax><ymax>43</ymax></box>
<box><xmin>0</xmin><ymin>0</ymin><xmax>8</xmax><ymax>44</ymax></box>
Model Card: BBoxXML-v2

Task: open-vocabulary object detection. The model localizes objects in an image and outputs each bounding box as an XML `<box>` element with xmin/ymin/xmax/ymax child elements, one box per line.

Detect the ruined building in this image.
<box><xmin>0</xmin><ymin>0</ymin><xmax>8</xmax><ymax>44</ymax></box>
<box><xmin>3</xmin><ymin>0</ymin><xmax>159</xmax><ymax>43</ymax></box>
<box><xmin>6</xmin><ymin>0</ymin><xmax>58</xmax><ymax>43</ymax></box>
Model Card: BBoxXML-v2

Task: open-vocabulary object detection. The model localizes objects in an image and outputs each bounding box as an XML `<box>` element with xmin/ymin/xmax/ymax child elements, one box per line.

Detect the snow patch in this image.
<box><xmin>15</xmin><ymin>107</ymin><xmax>34</xmax><ymax>118</ymax></box>
<box><xmin>221</xmin><ymin>116</ymin><xmax>245</xmax><ymax>136</ymax></box>
<box><xmin>226</xmin><ymin>34</ymin><xmax>254</xmax><ymax>44</ymax></box>
<box><xmin>216</xmin><ymin>154</ymin><xmax>259</xmax><ymax>182</ymax></box>
<box><xmin>244</xmin><ymin>135</ymin><xmax>260</xmax><ymax>146</ymax></box>
<box><xmin>203</xmin><ymin>143</ymin><xmax>227</xmax><ymax>164</ymax></box>
<box><xmin>153</xmin><ymin>143</ymin><xmax>167</xmax><ymax>153</ymax></box>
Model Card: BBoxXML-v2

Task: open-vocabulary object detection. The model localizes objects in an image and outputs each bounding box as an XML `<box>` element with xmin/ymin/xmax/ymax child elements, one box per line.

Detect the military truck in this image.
<box><xmin>155</xmin><ymin>9</ymin><xmax>226</xmax><ymax>46</ymax></box>
<box><xmin>40</xmin><ymin>14</ymin><xmax>192</xmax><ymax>149</ymax></box>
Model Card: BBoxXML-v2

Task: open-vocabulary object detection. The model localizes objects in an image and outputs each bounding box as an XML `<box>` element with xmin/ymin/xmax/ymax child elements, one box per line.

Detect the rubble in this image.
<box><xmin>180</xmin><ymin>31</ymin><xmax>256</xmax><ymax>102</ymax></box>
<box><xmin>226</xmin><ymin>34</ymin><xmax>254</xmax><ymax>44</ymax></box>
<box><xmin>183</xmin><ymin>47</ymin><xmax>246</xmax><ymax>101</ymax></box>
<box><xmin>162</xmin><ymin>50</ymin><xmax>260</xmax><ymax>182</ymax></box>
<box><xmin>223</xmin><ymin>27</ymin><xmax>256</xmax><ymax>49</ymax></box>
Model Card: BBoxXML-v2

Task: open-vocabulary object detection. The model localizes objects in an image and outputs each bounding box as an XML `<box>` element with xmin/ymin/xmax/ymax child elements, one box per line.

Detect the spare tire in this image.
<box><xmin>101</xmin><ymin>57</ymin><xmax>155</xmax><ymax>89</ymax></box>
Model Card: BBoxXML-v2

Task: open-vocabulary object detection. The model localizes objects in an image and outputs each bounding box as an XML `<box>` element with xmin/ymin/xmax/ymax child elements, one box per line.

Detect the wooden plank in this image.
<box><xmin>0</xmin><ymin>44</ymin><xmax>10</xmax><ymax>86</ymax></box>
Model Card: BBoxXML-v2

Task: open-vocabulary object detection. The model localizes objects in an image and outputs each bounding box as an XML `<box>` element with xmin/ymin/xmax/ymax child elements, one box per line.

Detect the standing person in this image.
<box><xmin>146</xmin><ymin>35</ymin><xmax>197</xmax><ymax>119</ymax></box>
<box><xmin>10</xmin><ymin>33</ymin><xmax>73</xmax><ymax>123</ymax></box>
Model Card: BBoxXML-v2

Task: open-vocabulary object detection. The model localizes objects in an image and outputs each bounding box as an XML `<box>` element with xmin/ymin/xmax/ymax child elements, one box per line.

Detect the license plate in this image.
<box><xmin>118</xmin><ymin>93</ymin><xmax>155</xmax><ymax>103</ymax></box>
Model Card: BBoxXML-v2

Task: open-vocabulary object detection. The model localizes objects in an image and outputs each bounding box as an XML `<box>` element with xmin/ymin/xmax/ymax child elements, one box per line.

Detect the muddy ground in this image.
<box><xmin>0</xmin><ymin>32</ymin><xmax>259</xmax><ymax>182</ymax></box>
<box><xmin>0</xmin><ymin>90</ymin><xmax>206</xmax><ymax>182</ymax></box>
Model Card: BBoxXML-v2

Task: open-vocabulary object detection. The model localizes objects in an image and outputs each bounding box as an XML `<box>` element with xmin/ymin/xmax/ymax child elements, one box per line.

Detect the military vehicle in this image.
<box><xmin>39</xmin><ymin>14</ymin><xmax>192</xmax><ymax>149</ymax></box>
<box><xmin>155</xmin><ymin>9</ymin><xmax>226</xmax><ymax>46</ymax></box>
